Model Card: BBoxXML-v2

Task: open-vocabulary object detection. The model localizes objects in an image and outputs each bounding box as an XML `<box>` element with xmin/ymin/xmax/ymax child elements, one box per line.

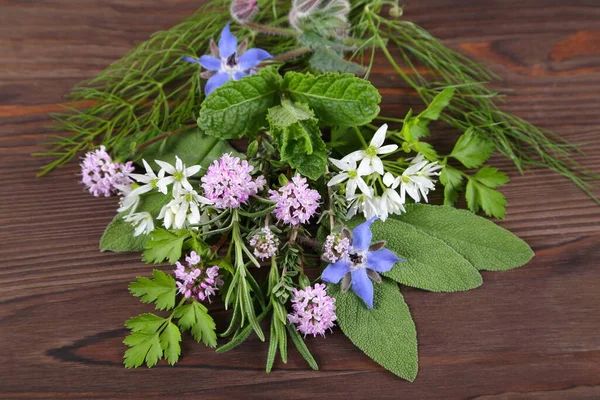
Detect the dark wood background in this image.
<box><xmin>1</xmin><ymin>0</ymin><xmax>600</xmax><ymax>398</ymax></box>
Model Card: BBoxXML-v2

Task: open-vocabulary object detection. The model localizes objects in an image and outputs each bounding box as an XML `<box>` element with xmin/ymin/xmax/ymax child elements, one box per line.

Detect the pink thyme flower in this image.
<box><xmin>249</xmin><ymin>228</ymin><xmax>280</xmax><ymax>260</ymax></box>
<box><xmin>201</xmin><ymin>153</ymin><xmax>266</xmax><ymax>209</ymax></box>
<box><xmin>174</xmin><ymin>251</ymin><xmax>224</xmax><ymax>303</ymax></box>
<box><xmin>269</xmin><ymin>174</ymin><xmax>321</xmax><ymax>226</ymax></box>
<box><xmin>288</xmin><ymin>283</ymin><xmax>337</xmax><ymax>337</ymax></box>
<box><xmin>322</xmin><ymin>232</ymin><xmax>350</xmax><ymax>264</ymax></box>
<box><xmin>80</xmin><ymin>146</ymin><xmax>134</xmax><ymax>197</ymax></box>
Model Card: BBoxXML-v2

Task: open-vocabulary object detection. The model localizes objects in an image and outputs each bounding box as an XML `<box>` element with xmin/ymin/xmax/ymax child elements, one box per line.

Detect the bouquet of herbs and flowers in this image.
<box><xmin>36</xmin><ymin>0</ymin><xmax>598</xmax><ymax>380</ymax></box>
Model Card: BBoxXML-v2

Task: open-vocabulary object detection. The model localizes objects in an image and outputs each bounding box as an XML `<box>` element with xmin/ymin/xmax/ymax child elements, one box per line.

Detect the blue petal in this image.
<box><xmin>205</xmin><ymin>71</ymin><xmax>230</xmax><ymax>95</ymax></box>
<box><xmin>198</xmin><ymin>55</ymin><xmax>221</xmax><ymax>71</ymax></box>
<box><xmin>183</xmin><ymin>56</ymin><xmax>201</xmax><ymax>65</ymax></box>
<box><xmin>238</xmin><ymin>48</ymin><xmax>273</xmax><ymax>69</ymax></box>
<box><xmin>352</xmin><ymin>217</ymin><xmax>378</xmax><ymax>250</ymax></box>
<box><xmin>367</xmin><ymin>248</ymin><xmax>403</xmax><ymax>273</ymax></box>
<box><xmin>218</xmin><ymin>23</ymin><xmax>237</xmax><ymax>58</ymax></box>
<box><xmin>233</xmin><ymin>71</ymin><xmax>248</xmax><ymax>81</ymax></box>
<box><xmin>321</xmin><ymin>260</ymin><xmax>351</xmax><ymax>284</ymax></box>
<box><xmin>351</xmin><ymin>268</ymin><xmax>374</xmax><ymax>308</ymax></box>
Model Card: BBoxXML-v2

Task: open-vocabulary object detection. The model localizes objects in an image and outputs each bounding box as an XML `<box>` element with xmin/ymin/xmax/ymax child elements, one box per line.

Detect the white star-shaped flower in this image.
<box><xmin>155</xmin><ymin>156</ymin><xmax>201</xmax><ymax>196</ymax></box>
<box><xmin>342</xmin><ymin>124</ymin><xmax>398</xmax><ymax>176</ymax></box>
<box><xmin>327</xmin><ymin>158</ymin><xmax>371</xmax><ymax>199</ymax></box>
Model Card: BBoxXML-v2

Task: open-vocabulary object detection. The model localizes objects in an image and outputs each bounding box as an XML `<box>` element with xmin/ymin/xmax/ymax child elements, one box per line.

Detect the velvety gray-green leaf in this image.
<box><xmin>282</xmin><ymin>71</ymin><xmax>380</xmax><ymax>126</ymax></box>
<box><xmin>137</xmin><ymin>128</ymin><xmax>240</xmax><ymax>170</ymax></box>
<box><xmin>347</xmin><ymin>218</ymin><xmax>482</xmax><ymax>292</ymax></box>
<box><xmin>329</xmin><ymin>280</ymin><xmax>418</xmax><ymax>381</ymax></box>
<box><xmin>100</xmin><ymin>192</ymin><xmax>169</xmax><ymax>252</ymax></box>
<box><xmin>397</xmin><ymin>204</ymin><xmax>533</xmax><ymax>271</ymax></box>
<box><xmin>198</xmin><ymin>67</ymin><xmax>282</xmax><ymax>139</ymax></box>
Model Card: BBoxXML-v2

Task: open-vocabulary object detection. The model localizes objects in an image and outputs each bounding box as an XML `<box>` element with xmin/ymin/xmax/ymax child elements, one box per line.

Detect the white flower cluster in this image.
<box><xmin>328</xmin><ymin>124</ymin><xmax>443</xmax><ymax>221</ymax></box>
<box><xmin>118</xmin><ymin>156</ymin><xmax>209</xmax><ymax>236</ymax></box>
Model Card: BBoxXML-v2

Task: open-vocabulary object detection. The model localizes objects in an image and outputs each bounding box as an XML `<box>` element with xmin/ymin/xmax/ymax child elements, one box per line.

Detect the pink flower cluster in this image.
<box><xmin>201</xmin><ymin>153</ymin><xmax>266</xmax><ymax>209</ymax></box>
<box><xmin>322</xmin><ymin>233</ymin><xmax>350</xmax><ymax>264</ymax></box>
<box><xmin>174</xmin><ymin>252</ymin><xmax>223</xmax><ymax>303</ymax></box>
<box><xmin>80</xmin><ymin>146</ymin><xmax>134</xmax><ymax>197</ymax></box>
<box><xmin>249</xmin><ymin>228</ymin><xmax>279</xmax><ymax>260</ymax></box>
<box><xmin>269</xmin><ymin>174</ymin><xmax>321</xmax><ymax>226</ymax></box>
<box><xmin>288</xmin><ymin>283</ymin><xmax>337</xmax><ymax>337</ymax></box>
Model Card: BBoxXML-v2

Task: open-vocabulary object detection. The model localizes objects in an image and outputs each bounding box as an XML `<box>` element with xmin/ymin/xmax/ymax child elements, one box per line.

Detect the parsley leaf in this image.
<box><xmin>401</xmin><ymin>88</ymin><xmax>455</xmax><ymax>141</ymax></box>
<box><xmin>473</xmin><ymin>166</ymin><xmax>509</xmax><ymax>188</ymax></box>
<box><xmin>159</xmin><ymin>322</ymin><xmax>182</xmax><ymax>365</ymax></box>
<box><xmin>439</xmin><ymin>165</ymin><xmax>464</xmax><ymax>206</ymax></box>
<box><xmin>450</xmin><ymin>128</ymin><xmax>495</xmax><ymax>168</ymax></box>
<box><xmin>173</xmin><ymin>301</ymin><xmax>217</xmax><ymax>347</ymax></box>
<box><xmin>142</xmin><ymin>229</ymin><xmax>190</xmax><ymax>264</ymax></box>
<box><xmin>466</xmin><ymin>179</ymin><xmax>507</xmax><ymax>219</ymax></box>
<box><xmin>129</xmin><ymin>269</ymin><xmax>177</xmax><ymax>311</ymax></box>
<box><xmin>123</xmin><ymin>331</ymin><xmax>163</xmax><ymax>368</ymax></box>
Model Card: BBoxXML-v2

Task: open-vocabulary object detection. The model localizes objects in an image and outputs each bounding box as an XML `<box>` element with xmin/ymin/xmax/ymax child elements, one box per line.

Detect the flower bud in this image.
<box><xmin>230</xmin><ymin>0</ymin><xmax>259</xmax><ymax>24</ymax></box>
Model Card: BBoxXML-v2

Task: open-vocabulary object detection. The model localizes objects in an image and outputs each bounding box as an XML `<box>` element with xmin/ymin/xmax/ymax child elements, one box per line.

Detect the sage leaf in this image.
<box><xmin>397</xmin><ymin>204</ymin><xmax>533</xmax><ymax>271</ymax></box>
<box><xmin>198</xmin><ymin>66</ymin><xmax>282</xmax><ymax>139</ymax></box>
<box><xmin>282</xmin><ymin>71</ymin><xmax>380</xmax><ymax>126</ymax></box>
<box><xmin>100</xmin><ymin>192</ymin><xmax>169</xmax><ymax>252</ymax></box>
<box><xmin>347</xmin><ymin>218</ymin><xmax>483</xmax><ymax>292</ymax></box>
<box><xmin>137</xmin><ymin>127</ymin><xmax>239</xmax><ymax>170</ymax></box>
<box><xmin>329</xmin><ymin>279</ymin><xmax>418</xmax><ymax>381</ymax></box>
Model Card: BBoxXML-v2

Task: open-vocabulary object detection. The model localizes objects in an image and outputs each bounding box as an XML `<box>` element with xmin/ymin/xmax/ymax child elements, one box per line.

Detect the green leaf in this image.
<box><xmin>173</xmin><ymin>300</ymin><xmax>217</xmax><ymax>347</ymax></box>
<box><xmin>267</xmin><ymin>101</ymin><xmax>327</xmax><ymax>180</ymax></box>
<box><xmin>329</xmin><ymin>280</ymin><xmax>418</xmax><ymax>381</ymax></box>
<box><xmin>198</xmin><ymin>67</ymin><xmax>282</xmax><ymax>139</ymax></box>
<box><xmin>439</xmin><ymin>165</ymin><xmax>464</xmax><ymax>206</ymax></box>
<box><xmin>418</xmin><ymin>88</ymin><xmax>455</xmax><ymax>121</ymax></box>
<box><xmin>159</xmin><ymin>322</ymin><xmax>181</xmax><ymax>365</ymax></box>
<box><xmin>282</xmin><ymin>71</ymin><xmax>380</xmax><ymax>126</ymax></box>
<box><xmin>125</xmin><ymin>313</ymin><xmax>166</xmax><ymax>334</ymax></box>
<box><xmin>129</xmin><ymin>269</ymin><xmax>177</xmax><ymax>311</ymax></box>
<box><xmin>347</xmin><ymin>218</ymin><xmax>482</xmax><ymax>292</ymax></box>
<box><xmin>123</xmin><ymin>331</ymin><xmax>163</xmax><ymax>368</ymax></box>
<box><xmin>413</xmin><ymin>141</ymin><xmax>438</xmax><ymax>161</ymax></box>
<box><xmin>100</xmin><ymin>192</ymin><xmax>169</xmax><ymax>252</ymax></box>
<box><xmin>466</xmin><ymin>178</ymin><xmax>507</xmax><ymax>219</ymax></box>
<box><xmin>137</xmin><ymin>127</ymin><xmax>240</xmax><ymax>171</ymax></box>
<box><xmin>473</xmin><ymin>166</ymin><xmax>509</xmax><ymax>188</ymax></box>
<box><xmin>450</xmin><ymin>128</ymin><xmax>495</xmax><ymax>168</ymax></box>
<box><xmin>142</xmin><ymin>229</ymin><xmax>190</xmax><ymax>264</ymax></box>
<box><xmin>309</xmin><ymin>47</ymin><xmax>366</xmax><ymax>75</ymax></box>
<box><xmin>286</xmin><ymin>323</ymin><xmax>318</xmax><ymax>371</ymax></box>
<box><xmin>396</xmin><ymin>204</ymin><xmax>533</xmax><ymax>271</ymax></box>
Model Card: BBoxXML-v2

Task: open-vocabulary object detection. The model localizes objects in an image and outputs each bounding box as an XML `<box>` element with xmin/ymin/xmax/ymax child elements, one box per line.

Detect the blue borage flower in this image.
<box><xmin>321</xmin><ymin>217</ymin><xmax>405</xmax><ymax>308</ymax></box>
<box><xmin>184</xmin><ymin>23</ymin><xmax>272</xmax><ymax>95</ymax></box>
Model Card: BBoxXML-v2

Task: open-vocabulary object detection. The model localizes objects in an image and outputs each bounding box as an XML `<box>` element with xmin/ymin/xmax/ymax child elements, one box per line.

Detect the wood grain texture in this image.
<box><xmin>1</xmin><ymin>0</ymin><xmax>600</xmax><ymax>398</ymax></box>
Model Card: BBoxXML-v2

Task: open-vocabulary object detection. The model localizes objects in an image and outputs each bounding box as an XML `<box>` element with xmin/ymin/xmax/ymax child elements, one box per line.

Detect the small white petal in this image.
<box><xmin>357</xmin><ymin>158</ymin><xmax>374</xmax><ymax>175</ymax></box>
<box><xmin>327</xmin><ymin>173</ymin><xmax>349</xmax><ymax>187</ymax></box>
<box><xmin>346</xmin><ymin>178</ymin><xmax>358</xmax><ymax>199</ymax></box>
<box><xmin>186</xmin><ymin>165</ymin><xmax>201</xmax><ymax>177</ymax></box>
<box><xmin>371</xmin><ymin>124</ymin><xmax>388</xmax><ymax>148</ymax></box>
<box><xmin>329</xmin><ymin>158</ymin><xmax>352</xmax><ymax>171</ymax></box>
<box><xmin>371</xmin><ymin>157</ymin><xmax>384</xmax><ymax>175</ymax></box>
<box><xmin>377</xmin><ymin>144</ymin><xmax>398</xmax><ymax>155</ymax></box>
<box><xmin>356</xmin><ymin>177</ymin><xmax>371</xmax><ymax>195</ymax></box>
<box><xmin>383</xmin><ymin>172</ymin><xmax>395</xmax><ymax>187</ymax></box>
<box><xmin>155</xmin><ymin>159</ymin><xmax>175</xmax><ymax>174</ymax></box>
<box><xmin>342</xmin><ymin>150</ymin><xmax>366</xmax><ymax>163</ymax></box>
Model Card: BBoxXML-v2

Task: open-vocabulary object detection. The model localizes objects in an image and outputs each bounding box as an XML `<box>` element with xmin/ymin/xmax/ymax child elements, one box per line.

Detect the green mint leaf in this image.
<box><xmin>129</xmin><ymin>269</ymin><xmax>177</xmax><ymax>311</ymax></box>
<box><xmin>473</xmin><ymin>166</ymin><xmax>509</xmax><ymax>188</ymax></box>
<box><xmin>418</xmin><ymin>87</ymin><xmax>455</xmax><ymax>121</ymax></box>
<box><xmin>466</xmin><ymin>178</ymin><xmax>507</xmax><ymax>219</ymax></box>
<box><xmin>348</xmin><ymin>217</ymin><xmax>482</xmax><ymax>292</ymax></box>
<box><xmin>123</xmin><ymin>331</ymin><xmax>163</xmax><ymax>368</ymax></box>
<box><xmin>329</xmin><ymin>280</ymin><xmax>418</xmax><ymax>381</ymax></box>
<box><xmin>396</xmin><ymin>204</ymin><xmax>534</xmax><ymax>271</ymax></box>
<box><xmin>267</xmin><ymin>101</ymin><xmax>327</xmax><ymax>180</ymax></box>
<box><xmin>282</xmin><ymin>71</ymin><xmax>381</xmax><ymax>126</ymax></box>
<box><xmin>159</xmin><ymin>322</ymin><xmax>182</xmax><ymax>365</ymax></box>
<box><xmin>173</xmin><ymin>300</ymin><xmax>217</xmax><ymax>347</ymax></box>
<box><xmin>142</xmin><ymin>229</ymin><xmax>190</xmax><ymax>264</ymax></box>
<box><xmin>450</xmin><ymin>128</ymin><xmax>495</xmax><ymax>168</ymax></box>
<box><xmin>137</xmin><ymin>127</ymin><xmax>240</xmax><ymax>171</ymax></box>
<box><xmin>198</xmin><ymin>66</ymin><xmax>282</xmax><ymax>139</ymax></box>
<box><xmin>309</xmin><ymin>47</ymin><xmax>366</xmax><ymax>75</ymax></box>
<box><xmin>439</xmin><ymin>165</ymin><xmax>464</xmax><ymax>206</ymax></box>
<box><xmin>125</xmin><ymin>313</ymin><xmax>166</xmax><ymax>334</ymax></box>
<box><xmin>100</xmin><ymin>192</ymin><xmax>169</xmax><ymax>252</ymax></box>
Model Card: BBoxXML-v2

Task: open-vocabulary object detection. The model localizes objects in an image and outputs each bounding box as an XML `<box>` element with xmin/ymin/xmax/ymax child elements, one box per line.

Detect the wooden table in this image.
<box><xmin>1</xmin><ymin>1</ymin><xmax>599</xmax><ymax>398</ymax></box>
